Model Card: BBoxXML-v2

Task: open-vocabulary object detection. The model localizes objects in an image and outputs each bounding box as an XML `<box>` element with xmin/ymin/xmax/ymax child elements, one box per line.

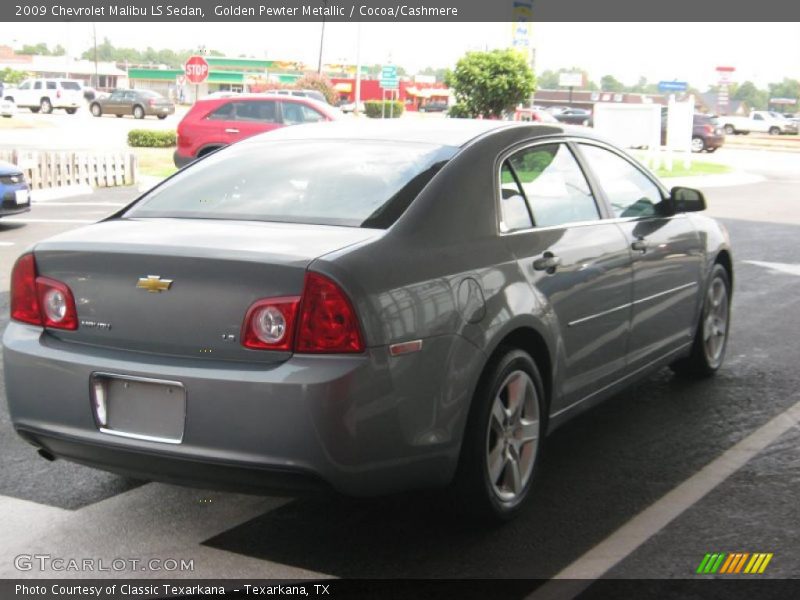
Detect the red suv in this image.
<box><xmin>174</xmin><ymin>94</ymin><xmax>341</xmax><ymax>167</ymax></box>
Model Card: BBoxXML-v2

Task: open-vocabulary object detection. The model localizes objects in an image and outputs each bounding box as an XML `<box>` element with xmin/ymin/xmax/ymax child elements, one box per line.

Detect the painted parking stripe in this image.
<box><xmin>0</xmin><ymin>241</ymin><xmax>14</xmax><ymax>246</ymax></box>
<box><xmin>527</xmin><ymin>399</ymin><xmax>800</xmax><ymax>597</ymax></box>
<box><xmin>0</xmin><ymin>218</ymin><xmax>95</xmax><ymax>224</ymax></box>
<box><xmin>744</xmin><ymin>260</ymin><xmax>800</xmax><ymax>277</ymax></box>
<box><xmin>32</xmin><ymin>202</ymin><xmax>127</xmax><ymax>207</ymax></box>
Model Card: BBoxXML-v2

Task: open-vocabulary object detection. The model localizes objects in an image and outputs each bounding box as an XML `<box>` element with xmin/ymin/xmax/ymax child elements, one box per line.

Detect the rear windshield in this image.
<box><xmin>124</xmin><ymin>140</ymin><xmax>455</xmax><ymax>228</ymax></box>
<box><xmin>138</xmin><ymin>90</ymin><xmax>162</xmax><ymax>98</ymax></box>
<box><xmin>60</xmin><ymin>81</ymin><xmax>81</xmax><ymax>90</ymax></box>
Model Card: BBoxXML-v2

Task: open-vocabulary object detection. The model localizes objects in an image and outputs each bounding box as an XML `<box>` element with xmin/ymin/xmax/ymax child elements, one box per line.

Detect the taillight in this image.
<box><xmin>10</xmin><ymin>253</ymin><xmax>78</xmax><ymax>330</ymax></box>
<box><xmin>296</xmin><ymin>272</ymin><xmax>364</xmax><ymax>353</ymax></box>
<box><xmin>241</xmin><ymin>297</ymin><xmax>300</xmax><ymax>351</ymax></box>
<box><xmin>241</xmin><ymin>272</ymin><xmax>364</xmax><ymax>354</ymax></box>
<box><xmin>704</xmin><ymin>124</ymin><xmax>714</xmax><ymax>134</ymax></box>
<box><xmin>148</xmin><ymin>99</ymin><xmax>156</xmax><ymax>106</ymax></box>
<box><xmin>10</xmin><ymin>254</ymin><xmax>40</xmax><ymax>326</ymax></box>
<box><xmin>56</xmin><ymin>89</ymin><xmax>62</xmax><ymax>98</ymax></box>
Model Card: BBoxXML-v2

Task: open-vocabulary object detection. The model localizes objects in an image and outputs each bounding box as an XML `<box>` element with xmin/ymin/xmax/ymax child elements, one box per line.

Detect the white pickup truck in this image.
<box><xmin>717</xmin><ymin>110</ymin><xmax>799</xmax><ymax>135</ymax></box>
<box><xmin>3</xmin><ymin>78</ymin><xmax>84</xmax><ymax>114</ymax></box>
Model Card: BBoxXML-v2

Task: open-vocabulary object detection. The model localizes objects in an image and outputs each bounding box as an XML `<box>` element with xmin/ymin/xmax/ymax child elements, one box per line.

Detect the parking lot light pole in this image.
<box><xmin>317</xmin><ymin>1</ymin><xmax>328</xmax><ymax>74</ymax></box>
<box><xmin>92</xmin><ymin>23</ymin><xmax>99</xmax><ymax>89</ymax></box>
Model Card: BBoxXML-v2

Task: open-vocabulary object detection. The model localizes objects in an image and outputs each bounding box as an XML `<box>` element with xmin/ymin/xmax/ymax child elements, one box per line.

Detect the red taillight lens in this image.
<box><xmin>10</xmin><ymin>253</ymin><xmax>78</xmax><ymax>330</ymax></box>
<box><xmin>36</xmin><ymin>277</ymin><xmax>78</xmax><ymax>330</ymax></box>
<box><xmin>241</xmin><ymin>297</ymin><xmax>300</xmax><ymax>351</ymax></box>
<box><xmin>296</xmin><ymin>273</ymin><xmax>364</xmax><ymax>353</ymax></box>
<box><xmin>148</xmin><ymin>99</ymin><xmax>156</xmax><ymax>106</ymax></box>
<box><xmin>10</xmin><ymin>254</ymin><xmax>41</xmax><ymax>326</ymax></box>
<box><xmin>56</xmin><ymin>89</ymin><xmax>62</xmax><ymax>98</ymax></box>
<box><xmin>704</xmin><ymin>124</ymin><xmax>714</xmax><ymax>134</ymax></box>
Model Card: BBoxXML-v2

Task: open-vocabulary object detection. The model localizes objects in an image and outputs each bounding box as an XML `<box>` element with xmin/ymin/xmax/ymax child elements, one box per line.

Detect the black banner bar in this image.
<box><xmin>0</xmin><ymin>0</ymin><xmax>793</xmax><ymax>23</ymax></box>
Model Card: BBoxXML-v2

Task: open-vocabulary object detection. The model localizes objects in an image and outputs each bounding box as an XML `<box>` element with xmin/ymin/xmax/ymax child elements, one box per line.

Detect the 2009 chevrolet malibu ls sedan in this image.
<box><xmin>3</xmin><ymin>120</ymin><xmax>732</xmax><ymax>520</ymax></box>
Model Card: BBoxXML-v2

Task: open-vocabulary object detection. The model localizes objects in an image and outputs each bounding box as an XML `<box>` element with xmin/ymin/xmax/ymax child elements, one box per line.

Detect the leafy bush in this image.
<box><xmin>445</xmin><ymin>103</ymin><xmax>471</xmax><ymax>119</ymax></box>
<box><xmin>364</xmin><ymin>100</ymin><xmax>404</xmax><ymax>119</ymax></box>
<box><xmin>293</xmin><ymin>72</ymin><xmax>338</xmax><ymax>105</ymax></box>
<box><xmin>127</xmin><ymin>129</ymin><xmax>177</xmax><ymax>148</ymax></box>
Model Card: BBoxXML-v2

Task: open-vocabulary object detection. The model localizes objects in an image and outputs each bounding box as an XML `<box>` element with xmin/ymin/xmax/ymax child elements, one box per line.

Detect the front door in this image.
<box><xmin>577</xmin><ymin>142</ymin><xmax>704</xmax><ymax>368</ymax></box>
<box><xmin>499</xmin><ymin>142</ymin><xmax>634</xmax><ymax>410</ymax></box>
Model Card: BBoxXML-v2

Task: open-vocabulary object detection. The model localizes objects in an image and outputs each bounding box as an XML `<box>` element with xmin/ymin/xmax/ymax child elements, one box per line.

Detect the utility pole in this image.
<box><xmin>317</xmin><ymin>1</ymin><xmax>327</xmax><ymax>74</ymax></box>
<box><xmin>92</xmin><ymin>23</ymin><xmax>99</xmax><ymax>88</ymax></box>
<box><xmin>354</xmin><ymin>21</ymin><xmax>362</xmax><ymax>116</ymax></box>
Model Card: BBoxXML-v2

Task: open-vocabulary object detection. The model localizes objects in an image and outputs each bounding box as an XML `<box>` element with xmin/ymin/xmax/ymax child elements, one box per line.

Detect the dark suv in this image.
<box><xmin>661</xmin><ymin>111</ymin><xmax>725</xmax><ymax>153</ymax></box>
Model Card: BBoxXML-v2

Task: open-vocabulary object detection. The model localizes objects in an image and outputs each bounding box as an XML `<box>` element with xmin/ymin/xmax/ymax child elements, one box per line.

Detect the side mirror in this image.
<box><xmin>669</xmin><ymin>186</ymin><xmax>706</xmax><ymax>213</ymax></box>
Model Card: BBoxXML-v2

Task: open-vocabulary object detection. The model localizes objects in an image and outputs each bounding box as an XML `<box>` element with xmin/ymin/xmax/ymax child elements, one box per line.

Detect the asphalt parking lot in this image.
<box><xmin>0</xmin><ymin>149</ymin><xmax>799</xmax><ymax>584</ymax></box>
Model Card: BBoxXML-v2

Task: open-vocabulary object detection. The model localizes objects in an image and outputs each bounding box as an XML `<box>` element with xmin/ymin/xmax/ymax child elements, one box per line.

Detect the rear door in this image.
<box><xmin>104</xmin><ymin>90</ymin><xmax>126</xmax><ymax>115</ymax></box>
<box><xmin>576</xmin><ymin>142</ymin><xmax>703</xmax><ymax>368</ymax></box>
<box><xmin>206</xmin><ymin>99</ymin><xmax>281</xmax><ymax>145</ymax></box>
<box><xmin>280</xmin><ymin>100</ymin><xmax>326</xmax><ymax>125</ymax></box>
<box><xmin>498</xmin><ymin>141</ymin><xmax>633</xmax><ymax>410</ymax></box>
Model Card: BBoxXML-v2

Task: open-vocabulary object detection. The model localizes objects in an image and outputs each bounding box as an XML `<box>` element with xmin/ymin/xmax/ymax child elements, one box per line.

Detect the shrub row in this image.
<box><xmin>363</xmin><ymin>100</ymin><xmax>405</xmax><ymax>119</ymax></box>
<box><xmin>127</xmin><ymin>129</ymin><xmax>177</xmax><ymax>148</ymax></box>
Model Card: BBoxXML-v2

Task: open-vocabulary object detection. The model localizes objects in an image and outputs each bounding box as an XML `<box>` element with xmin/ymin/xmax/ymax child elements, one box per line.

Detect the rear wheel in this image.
<box><xmin>115</xmin><ymin>114</ymin><xmax>123</xmax><ymax>118</ymax></box>
<box><xmin>157</xmin><ymin>114</ymin><xmax>167</xmax><ymax>120</ymax></box>
<box><xmin>133</xmin><ymin>105</ymin><xmax>145</xmax><ymax>119</ymax></box>
<box><xmin>691</xmin><ymin>136</ymin><xmax>705</xmax><ymax>153</ymax></box>
<box><xmin>65</xmin><ymin>107</ymin><xmax>77</xmax><ymax>115</ymax></box>
<box><xmin>723</xmin><ymin>124</ymin><xmax>735</xmax><ymax>135</ymax></box>
<box><xmin>40</xmin><ymin>98</ymin><xmax>52</xmax><ymax>114</ymax></box>
<box><xmin>90</xmin><ymin>103</ymin><xmax>102</xmax><ymax>117</ymax></box>
<box><xmin>768</xmin><ymin>126</ymin><xmax>781</xmax><ymax>136</ymax></box>
<box><xmin>451</xmin><ymin>348</ymin><xmax>545</xmax><ymax>522</ymax></box>
<box><xmin>29</xmin><ymin>107</ymin><xmax>40</xmax><ymax>113</ymax></box>
<box><xmin>671</xmin><ymin>264</ymin><xmax>731</xmax><ymax>378</ymax></box>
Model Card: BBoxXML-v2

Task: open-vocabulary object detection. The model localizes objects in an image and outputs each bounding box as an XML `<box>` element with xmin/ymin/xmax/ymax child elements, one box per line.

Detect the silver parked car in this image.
<box><xmin>3</xmin><ymin>120</ymin><xmax>732</xmax><ymax>520</ymax></box>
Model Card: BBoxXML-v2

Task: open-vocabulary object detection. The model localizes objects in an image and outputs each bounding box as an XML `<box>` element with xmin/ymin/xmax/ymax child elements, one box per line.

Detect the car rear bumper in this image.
<box><xmin>1</xmin><ymin>183</ymin><xmax>31</xmax><ymax>216</ymax></box>
<box><xmin>3</xmin><ymin>322</ymin><xmax>477</xmax><ymax>497</ymax></box>
<box><xmin>173</xmin><ymin>150</ymin><xmax>194</xmax><ymax>168</ymax></box>
<box><xmin>704</xmin><ymin>134</ymin><xmax>725</xmax><ymax>149</ymax></box>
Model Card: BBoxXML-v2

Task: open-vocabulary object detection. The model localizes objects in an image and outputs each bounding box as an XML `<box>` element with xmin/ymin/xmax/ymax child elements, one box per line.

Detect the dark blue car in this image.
<box><xmin>0</xmin><ymin>160</ymin><xmax>31</xmax><ymax>218</ymax></box>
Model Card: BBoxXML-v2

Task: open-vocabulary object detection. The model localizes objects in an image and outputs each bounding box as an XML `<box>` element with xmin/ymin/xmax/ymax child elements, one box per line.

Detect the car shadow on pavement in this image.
<box><xmin>204</xmin><ymin>364</ymin><xmax>781</xmax><ymax>579</ymax></box>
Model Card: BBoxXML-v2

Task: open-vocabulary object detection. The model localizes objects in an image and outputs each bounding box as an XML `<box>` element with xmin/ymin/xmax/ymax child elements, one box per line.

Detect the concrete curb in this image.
<box><xmin>30</xmin><ymin>184</ymin><xmax>93</xmax><ymax>203</ymax></box>
<box><xmin>660</xmin><ymin>172</ymin><xmax>765</xmax><ymax>189</ymax></box>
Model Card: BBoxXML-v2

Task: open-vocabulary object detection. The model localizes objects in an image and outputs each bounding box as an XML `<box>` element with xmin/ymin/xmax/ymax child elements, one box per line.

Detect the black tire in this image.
<box><xmin>29</xmin><ymin>107</ymin><xmax>40</xmax><ymax>113</ymax></box>
<box><xmin>40</xmin><ymin>98</ymin><xmax>52</xmax><ymax>114</ymax></box>
<box><xmin>768</xmin><ymin>126</ymin><xmax>780</xmax><ymax>136</ymax></box>
<box><xmin>90</xmin><ymin>103</ymin><xmax>102</xmax><ymax>117</ymax></box>
<box><xmin>115</xmin><ymin>114</ymin><xmax>123</xmax><ymax>118</ymax></box>
<box><xmin>723</xmin><ymin>124</ymin><xmax>735</xmax><ymax>135</ymax></box>
<box><xmin>157</xmin><ymin>114</ymin><xmax>167</xmax><ymax>120</ymax></box>
<box><xmin>706</xmin><ymin>147</ymin><xmax>718</xmax><ymax>153</ymax></box>
<box><xmin>691</xmin><ymin>136</ymin><xmax>705</xmax><ymax>153</ymax></box>
<box><xmin>451</xmin><ymin>347</ymin><xmax>546</xmax><ymax>522</ymax></box>
<box><xmin>133</xmin><ymin>105</ymin><xmax>145</xmax><ymax>119</ymax></box>
<box><xmin>65</xmin><ymin>107</ymin><xmax>77</xmax><ymax>115</ymax></box>
<box><xmin>671</xmin><ymin>264</ymin><xmax>731</xmax><ymax>378</ymax></box>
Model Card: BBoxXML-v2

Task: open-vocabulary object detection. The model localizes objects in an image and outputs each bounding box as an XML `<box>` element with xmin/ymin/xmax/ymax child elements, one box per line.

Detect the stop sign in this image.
<box><xmin>184</xmin><ymin>56</ymin><xmax>209</xmax><ymax>84</ymax></box>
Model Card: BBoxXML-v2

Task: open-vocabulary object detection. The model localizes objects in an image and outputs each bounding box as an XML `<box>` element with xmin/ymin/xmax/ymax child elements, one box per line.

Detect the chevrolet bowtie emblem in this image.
<box><xmin>136</xmin><ymin>275</ymin><xmax>173</xmax><ymax>293</ymax></box>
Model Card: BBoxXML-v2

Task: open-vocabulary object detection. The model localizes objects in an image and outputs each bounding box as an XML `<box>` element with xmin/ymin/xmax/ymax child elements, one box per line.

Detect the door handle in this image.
<box><xmin>533</xmin><ymin>252</ymin><xmax>561</xmax><ymax>273</ymax></box>
<box><xmin>631</xmin><ymin>239</ymin><xmax>649</xmax><ymax>253</ymax></box>
<box><xmin>224</xmin><ymin>128</ymin><xmax>240</xmax><ymax>133</ymax></box>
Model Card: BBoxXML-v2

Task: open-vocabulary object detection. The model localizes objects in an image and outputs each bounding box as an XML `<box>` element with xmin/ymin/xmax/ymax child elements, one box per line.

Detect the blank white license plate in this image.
<box><xmin>15</xmin><ymin>190</ymin><xmax>28</xmax><ymax>205</ymax></box>
<box><xmin>91</xmin><ymin>374</ymin><xmax>186</xmax><ymax>443</ymax></box>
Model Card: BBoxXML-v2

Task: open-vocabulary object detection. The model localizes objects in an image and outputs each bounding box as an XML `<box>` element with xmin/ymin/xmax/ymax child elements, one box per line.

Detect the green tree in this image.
<box><xmin>767</xmin><ymin>78</ymin><xmax>800</xmax><ymax>109</ymax></box>
<box><xmin>293</xmin><ymin>72</ymin><xmax>337</xmax><ymax>105</ymax></box>
<box><xmin>445</xmin><ymin>49</ymin><xmax>535</xmax><ymax>118</ymax></box>
<box><xmin>732</xmin><ymin>81</ymin><xmax>768</xmax><ymax>111</ymax></box>
<box><xmin>0</xmin><ymin>68</ymin><xmax>28</xmax><ymax>85</ymax></box>
<box><xmin>600</xmin><ymin>74</ymin><xmax>624</xmax><ymax>92</ymax></box>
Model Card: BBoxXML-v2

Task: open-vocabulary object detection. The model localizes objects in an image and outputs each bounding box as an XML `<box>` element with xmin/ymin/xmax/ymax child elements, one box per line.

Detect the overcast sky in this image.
<box><xmin>6</xmin><ymin>22</ymin><xmax>800</xmax><ymax>88</ymax></box>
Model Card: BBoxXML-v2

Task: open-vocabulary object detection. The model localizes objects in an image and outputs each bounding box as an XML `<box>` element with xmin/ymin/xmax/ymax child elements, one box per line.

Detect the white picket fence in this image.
<box><xmin>0</xmin><ymin>150</ymin><xmax>137</xmax><ymax>189</ymax></box>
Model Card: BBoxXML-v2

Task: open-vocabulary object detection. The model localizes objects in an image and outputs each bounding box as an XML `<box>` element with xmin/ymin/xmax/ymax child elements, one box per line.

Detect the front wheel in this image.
<box><xmin>133</xmin><ymin>105</ymin><xmax>145</xmax><ymax>119</ymax></box>
<box><xmin>90</xmin><ymin>103</ymin><xmax>102</xmax><ymax>117</ymax></box>
<box><xmin>65</xmin><ymin>107</ymin><xmax>77</xmax><ymax>115</ymax></box>
<box><xmin>157</xmin><ymin>114</ymin><xmax>167</xmax><ymax>120</ymax></box>
<box><xmin>40</xmin><ymin>98</ymin><xmax>53</xmax><ymax>114</ymax></box>
<box><xmin>723</xmin><ymin>124</ymin><xmax>735</xmax><ymax>135</ymax></box>
<box><xmin>451</xmin><ymin>348</ymin><xmax>545</xmax><ymax>522</ymax></box>
<box><xmin>671</xmin><ymin>264</ymin><xmax>731</xmax><ymax>378</ymax></box>
<box><xmin>691</xmin><ymin>136</ymin><xmax>705</xmax><ymax>153</ymax></box>
<box><xmin>768</xmin><ymin>126</ymin><xmax>781</xmax><ymax>136</ymax></box>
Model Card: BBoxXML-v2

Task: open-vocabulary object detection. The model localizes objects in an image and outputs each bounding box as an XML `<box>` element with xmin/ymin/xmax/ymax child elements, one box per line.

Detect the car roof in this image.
<box><xmin>241</xmin><ymin>119</ymin><xmax>565</xmax><ymax>147</ymax></box>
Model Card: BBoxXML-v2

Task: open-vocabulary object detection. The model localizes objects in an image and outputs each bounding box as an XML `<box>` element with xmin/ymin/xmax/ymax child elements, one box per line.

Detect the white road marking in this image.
<box><xmin>0</xmin><ymin>241</ymin><xmax>15</xmax><ymax>246</ymax></box>
<box><xmin>0</xmin><ymin>218</ymin><xmax>95</xmax><ymax>224</ymax></box>
<box><xmin>744</xmin><ymin>260</ymin><xmax>800</xmax><ymax>277</ymax></box>
<box><xmin>528</xmin><ymin>399</ymin><xmax>800</xmax><ymax>596</ymax></box>
<box><xmin>32</xmin><ymin>202</ymin><xmax>126</xmax><ymax>207</ymax></box>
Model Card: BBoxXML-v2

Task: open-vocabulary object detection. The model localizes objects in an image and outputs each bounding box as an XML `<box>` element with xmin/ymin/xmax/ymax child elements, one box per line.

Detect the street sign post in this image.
<box><xmin>184</xmin><ymin>55</ymin><xmax>209</xmax><ymax>104</ymax></box>
<box><xmin>658</xmin><ymin>81</ymin><xmax>688</xmax><ymax>93</ymax></box>
<box><xmin>380</xmin><ymin>65</ymin><xmax>399</xmax><ymax>119</ymax></box>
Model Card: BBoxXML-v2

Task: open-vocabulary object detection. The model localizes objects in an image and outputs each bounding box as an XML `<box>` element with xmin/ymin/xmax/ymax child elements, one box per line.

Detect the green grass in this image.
<box><xmin>133</xmin><ymin>147</ymin><xmax>177</xmax><ymax>178</ymax></box>
<box><xmin>649</xmin><ymin>160</ymin><xmax>731</xmax><ymax>179</ymax></box>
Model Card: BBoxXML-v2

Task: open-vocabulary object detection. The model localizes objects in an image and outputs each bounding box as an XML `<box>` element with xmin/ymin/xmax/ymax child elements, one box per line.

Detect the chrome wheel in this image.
<box><xmin>486</xmin><ymin>369</ymin><xmax>540</xmax><ymax>503</ymax></box>
<box><xmin>703</xmin><ymin>276</ymin><xmax>729</xmax><ymax>367</ymax></box>
<box><xmin>691</xmin><ymin>137</ymin><xmax>705</xmax><ymax>153</ymax></box>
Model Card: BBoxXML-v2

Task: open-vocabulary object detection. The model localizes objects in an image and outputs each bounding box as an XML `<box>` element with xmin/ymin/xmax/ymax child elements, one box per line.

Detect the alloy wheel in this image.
<box><xmin>703</xmin><ymin>276</ymin><xmax>729</xmax><ymax>368</ymax></box>
<box><xmin>485</xmin><ymin>369</ymin><xmax>540</xmax><ymax>504</ymax></box>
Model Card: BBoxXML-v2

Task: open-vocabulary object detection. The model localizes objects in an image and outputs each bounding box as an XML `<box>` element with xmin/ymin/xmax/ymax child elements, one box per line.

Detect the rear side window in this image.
<box><xmin>124</xmin><ymin>140</ymin><xmax>455</xmax><ymax>228</ymax></box>
<box><xmin>60</xmin><ymin>81</ymin><xmax>81</xmax><ymax>91</ymax></box>
<box><xmin>34</xmin><ymin>81</ymin><xmax>42</xmax><ymax>90</ymax></box>
<box><xmin>579</xmin><ymin>144</ymin><xmax>663</xmax><ymax>218</ymax></box>
<box><xmin>207</xmin><ymin>101</ymin><xmax>278</xmax><ymax>123</ymax></box>
<box><xmin>281</xmin><ymin>102</ymin><xmax>324</xmax><ymax>124</ymax></box>
<box><xmin>46</xmin><ymin>81</ymin><xmax>57</xmax><ymax>90</ymax></box>
<box><xmin>500</xmin><ymin>143</ymin><xmax>599</xmax><ymax>229</ymax></box>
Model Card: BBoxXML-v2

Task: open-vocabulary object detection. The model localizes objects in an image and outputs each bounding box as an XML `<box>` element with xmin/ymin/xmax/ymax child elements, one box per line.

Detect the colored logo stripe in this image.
<box><xmin>697</xmin><ymin>552</ymin><xmax>773</xmax><ymax>574</ymax></box>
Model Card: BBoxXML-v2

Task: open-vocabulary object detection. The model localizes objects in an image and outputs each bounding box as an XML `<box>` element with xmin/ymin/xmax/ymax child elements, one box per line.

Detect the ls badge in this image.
<box><xmin>136</xmin><ymin>275</ymin><xmax>173</xmax><ymax>293</ymax></box>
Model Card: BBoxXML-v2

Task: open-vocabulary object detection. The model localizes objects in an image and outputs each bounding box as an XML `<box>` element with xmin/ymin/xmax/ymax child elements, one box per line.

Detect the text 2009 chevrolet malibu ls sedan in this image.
<box><xmin>3</xmin><ymin>120</ymin><xmax>732</xmax><ymax>520</ymax></box>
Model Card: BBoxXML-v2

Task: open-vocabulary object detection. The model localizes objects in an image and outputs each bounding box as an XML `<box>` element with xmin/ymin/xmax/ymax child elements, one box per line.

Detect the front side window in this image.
<box><xmin>124</xmin><ymin>140</ymin><xmax>455</xmax><ymax>228</ymax></box>
<box><xmin>282</xmin><ymin>102</ymin><xmax>324</xmax><ymax>125</ymax></box>
<box><xmin>60</xmin><ymin>81</ymin><xmax>81</xmax><ymax>91</ymax></box>
<box><xmin>579</xmin><ymin>144</ymin><xmax>663</xmax><ymax>218</ymax></box>
<box><xmin>18</xmin><ymin>81</ymin><xmax>31</xmax><ymax>90</ymax></box>
<box><xmin>46</xmin><ymin>81</ymin><xmax>56</xmax><ymax>90</ymax></box>
<box><xmin>501</xmin><ymin>143</ymin><xmax>599</xmax><ymax>229</ymax></box>
<box><xmin>34</xmin><ymin>81</ymin><xmax>42</xmax><ymax>90</ymax></box>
